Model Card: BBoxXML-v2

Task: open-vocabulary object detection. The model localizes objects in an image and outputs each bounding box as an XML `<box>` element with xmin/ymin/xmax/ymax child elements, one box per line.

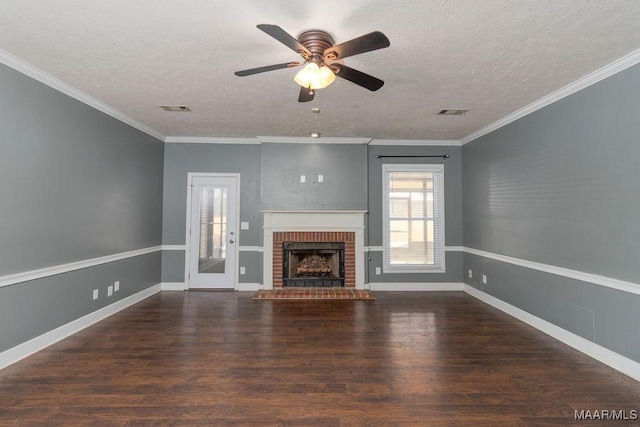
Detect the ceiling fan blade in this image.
<box><xmin>234</xmin><ymin>62</ymin><xmax>300</xmax><ymax>77</ymax></box>
<box><xmin>257</xmin><ymin>24</ymin><xmax>312</xmax><ymax>59</ymax></box>
<box><xmin>323</xmin><ymin>31</ymin><xmax>390</xmax><ymax>60</ymax></box>
<box><xmin>298</xmin><ymin>86</ymin><xmax>315</xmax><ymax>103</ymax></box>
<box><xmin>331</xmin><ymin>64</ymin><xmax>384</xmax><ymax>91</ymax></box>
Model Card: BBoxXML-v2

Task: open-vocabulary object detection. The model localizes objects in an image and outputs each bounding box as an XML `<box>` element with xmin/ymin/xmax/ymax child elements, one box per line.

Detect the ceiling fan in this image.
<box><xmin>234</xmin><ymin>24</ymin><xmax>390</xmax><ymax>102</ymax></box>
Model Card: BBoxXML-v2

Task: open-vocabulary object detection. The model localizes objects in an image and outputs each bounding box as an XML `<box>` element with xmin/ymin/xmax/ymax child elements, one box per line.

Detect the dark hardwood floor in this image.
<box><xmin>1</xmin><ymin>291</ymin><xmax>638</xmax><ymax>426</ymax></box>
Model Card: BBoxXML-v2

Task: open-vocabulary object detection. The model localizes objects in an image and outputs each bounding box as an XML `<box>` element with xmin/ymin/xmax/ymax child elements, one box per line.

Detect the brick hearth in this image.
<box><xmin>272</xmin><ymin>231</ymin><xmax>356</xmax><ymax>288</ymax></box>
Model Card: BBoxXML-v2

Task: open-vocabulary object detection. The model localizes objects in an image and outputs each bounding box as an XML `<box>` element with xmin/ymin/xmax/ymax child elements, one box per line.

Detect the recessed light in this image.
<box><xmin>437</xmin><ymin>109</ymin><xmax>468</xmax><ymax>115</ymax></box>
<box><xmin>310</xmin><ymin>132</ymin><xmax>320</xmax><ymax>138</ymax></box>
<box><xmin>159</xmin><ymin>105</ymin><xmax>191</xmax><ymax>112</ymax></box>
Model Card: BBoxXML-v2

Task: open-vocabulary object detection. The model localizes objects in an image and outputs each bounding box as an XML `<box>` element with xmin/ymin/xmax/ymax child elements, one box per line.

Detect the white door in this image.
<box><xmin>187</xmin><ymin>175</ymin><xmax>239</xmax><ymax>289</ymax></box>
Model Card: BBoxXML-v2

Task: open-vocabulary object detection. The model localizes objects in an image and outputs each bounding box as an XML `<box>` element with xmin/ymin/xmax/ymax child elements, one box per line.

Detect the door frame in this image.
<box><xmin>184</xmin><ymin>172</ymin><xmax>241</xmax><ymax>290</ymax></box>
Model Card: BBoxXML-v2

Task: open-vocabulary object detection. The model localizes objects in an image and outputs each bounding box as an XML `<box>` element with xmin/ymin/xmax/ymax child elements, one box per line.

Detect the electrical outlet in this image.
<box><xmin>92</xmin><ymin>289</ymin><xmax>99</xmax><ymax>300</ymax></box>
<box><xmin>114</xmin><ymin>281</ymin><xmax>120</xmax><ymax>292</ymax></box>
<box><xmin>107</xmin><ymin>285</ymin><xmax>113</xmax><ymax>297</ymax></box>
<box><xmin>240</xmin><ymin>266</ymin><xmax>246</xmax><ymax>275</ymax></box>
<box><xmin>468</xmin><ymin>269</ymin><xmax>473</xmax><ymax>278</ymax></box>
<box><xmin>318</xmin><ymin>174</ymin><xmax>324</xmax><ymax>183</ymax></box>
<box><xmin>375</xmin><ymin>267</ymin><xmax>382</xmax><ymax>275</ymax></box>
<box><xmin>482</xmin><ymin>274</ymin><xmax>487</xmax><ymax>284</ymax></box>
<box><xmin>300</xmin><ymin>175</ymin><xmax>306</xmax><ymax>183</ymax></box>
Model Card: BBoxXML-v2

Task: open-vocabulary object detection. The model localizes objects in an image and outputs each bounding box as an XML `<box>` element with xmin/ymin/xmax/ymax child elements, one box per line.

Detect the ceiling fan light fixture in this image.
<box><xmin>294</xmin><ymin>62</ymin><xmax>335</xmax><ymax>89</ymax></box>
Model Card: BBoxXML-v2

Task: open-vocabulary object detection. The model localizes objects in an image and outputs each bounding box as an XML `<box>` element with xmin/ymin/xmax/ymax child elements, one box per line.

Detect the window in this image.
<box><xmin>383</xmin><ymin>164</ymin><xmax>445</xmax><ymax>273</ymax></box>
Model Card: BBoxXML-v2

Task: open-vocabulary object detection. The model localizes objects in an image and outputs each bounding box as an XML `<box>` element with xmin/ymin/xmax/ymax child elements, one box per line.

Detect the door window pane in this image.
<box><xmin>198</xmin><ymin>187</ymin><xmax>227</xmax><ymax>274</ymax></box>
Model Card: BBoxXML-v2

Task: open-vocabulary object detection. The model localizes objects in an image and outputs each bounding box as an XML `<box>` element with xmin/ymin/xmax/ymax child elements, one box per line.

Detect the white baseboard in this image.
<box><xmin>161</xmin><ymin>282</ymin><xmax>261</xmax><ymax>291</ymax></box>
<box><xmin>0</xmin><ymin>284</ymin><xmax>161</xmax><ymax>371</ymax></box>
<box><xmin>463</xmin><ymin>284</ymin><xmax>640</xmax><ymax>382</ymax></box>
<box><xmin>236</xmin><ymin>283</ymin><xmax>263</xmax><ymax>291</ymax></box>
<box><xmin>160</xmin><ymin>282</ymin><xmax>187</xmax><ymax>291</ymax></box>
<box><xmin>368</xmin><ymin>282</ymin><xmax>464</xmax><ymax>291</ymax></box>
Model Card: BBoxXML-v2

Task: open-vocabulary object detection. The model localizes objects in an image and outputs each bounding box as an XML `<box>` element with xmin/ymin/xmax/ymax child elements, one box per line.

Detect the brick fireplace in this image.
<box><xmin>262</xmin><ymin>211</ymin><xmax>366</xmax><ymax>290</ymax></box>
<box><xmin>274</xmin><ymin>232</ymin><xmax>355</xmax><ymax>288</ymax></box>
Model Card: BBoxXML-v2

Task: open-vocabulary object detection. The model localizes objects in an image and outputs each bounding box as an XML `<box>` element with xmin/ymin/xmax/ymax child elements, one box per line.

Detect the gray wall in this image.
<box><xmin>261</xmin><ymin>143</ymin><xmax>368</xmax><ymax>211</ymax></box>
<box><xmin>163</xmin><ymin>142</ymin><xmax>464</xmax><ymax>285</ymax></box>
<box><xmin>162</xmin><ymin>143</ymin><xmax>262</xmax><ymax>246</ymax></box>
<box><xmin>462</xmin><ymin>63</ymin><xmax>640</xmax><ymax>362</ymax></box>
<box><xmin>367</xmin><ymin>145</ymin><xmax>464</xmax><ymax>283</ymax></box>
<box><xmin>161</xmin><ymin>143</ymin><xmax>262</xmax><ymax>283</ymax></box>
<box><xmin>0</xmin><ymin>63</ymin><xmax>164</xmax><ymax>353</ymax></box>
<box><xmin>0</xmin><ymin>253</ymin><xmax>161</xmax><ymax>352</ymax></box>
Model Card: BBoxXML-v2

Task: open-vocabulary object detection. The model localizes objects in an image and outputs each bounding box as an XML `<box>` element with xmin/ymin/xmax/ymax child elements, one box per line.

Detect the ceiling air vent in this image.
<box><xmin>437</xmin><ymin>109</ymin><xmax>468</xmax><ymax>115</ymax></box>
<box><xmin>159</xmin><ymin>105</ymin><xmax>191</xmax><ymax>112</ymax></box>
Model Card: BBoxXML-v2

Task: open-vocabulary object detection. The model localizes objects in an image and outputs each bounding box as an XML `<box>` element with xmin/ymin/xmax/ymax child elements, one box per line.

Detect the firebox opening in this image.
<box><xmin>283</xmin><ymin>242</ymin><xmax>345</xmax><ymax>287</ymax></box>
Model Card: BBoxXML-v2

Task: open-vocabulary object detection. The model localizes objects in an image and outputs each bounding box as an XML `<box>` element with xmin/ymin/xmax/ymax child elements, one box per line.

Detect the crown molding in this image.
<box><xmin>8</xmin><ymin>42</ymin><xmax>638</xmax><ymax>147</ymax></box>
<box><xmin>370</xmin><ymin>139</ymin><xmax>461</xmax><ymax>146</ymax></box>
<box><xmin>460</xmin><ymin>47</ymin><xmax>640</xmax><ymax>145</ymax></box>
<box><xmin>166</xmin><ymin>136</ymin><xmax>463</xmax><ymax>146</ymax></box>
<box><xmin>257</xmin><ymin>136</ymin><xmax>372</xmax><ymax>144</ymax></box>
<box><xmin>0</xmin><ymin>48</ymin><xmax>166</xmax><ymax>142</ymax></box>
<box><xmin>164</xmin><ymin>136</ymin><xmax>260</xmax><ymax>144</ymax></box>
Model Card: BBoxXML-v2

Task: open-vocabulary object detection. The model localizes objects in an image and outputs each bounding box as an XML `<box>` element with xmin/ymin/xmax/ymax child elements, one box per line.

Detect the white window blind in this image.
<box><xmin>382</xmin><ymin>164</ymin><xmax>445</xmax><ymax>273</ymax></box>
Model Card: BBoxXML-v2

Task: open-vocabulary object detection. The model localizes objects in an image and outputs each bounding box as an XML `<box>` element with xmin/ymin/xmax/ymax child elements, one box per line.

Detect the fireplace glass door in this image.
<box><xmin>283</xmin><ymin>242</ymin><xmax>345</xmax><ymax>287</ymax></box>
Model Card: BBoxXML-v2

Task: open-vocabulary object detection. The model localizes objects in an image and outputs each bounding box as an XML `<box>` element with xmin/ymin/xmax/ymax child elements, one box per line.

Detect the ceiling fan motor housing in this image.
<box><xmin>297</xmin><ymin>30</ymin><xmax>335</xmax><ymax>63</ymax></box>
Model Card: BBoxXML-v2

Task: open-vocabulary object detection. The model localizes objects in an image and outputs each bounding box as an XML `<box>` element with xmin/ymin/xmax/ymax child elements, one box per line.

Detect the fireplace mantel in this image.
<box><xmin>262</xmin><ymin>211</ymin><xmax>366</xmax><ymax>289</ymax></box>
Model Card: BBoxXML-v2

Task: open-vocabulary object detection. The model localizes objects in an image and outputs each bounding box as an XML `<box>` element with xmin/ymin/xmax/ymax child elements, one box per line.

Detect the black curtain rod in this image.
<box><xmin>376</xmin><ymin>154</ymin><xmax>450</xmax><ymax>159</ymax></box>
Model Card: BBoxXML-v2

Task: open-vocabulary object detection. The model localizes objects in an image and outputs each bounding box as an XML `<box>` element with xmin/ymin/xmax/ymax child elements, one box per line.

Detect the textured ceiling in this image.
<box><xmin>1</xmin><ymin>0</ymin><xmax>640</xmax><ymax>141</ymax></box>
